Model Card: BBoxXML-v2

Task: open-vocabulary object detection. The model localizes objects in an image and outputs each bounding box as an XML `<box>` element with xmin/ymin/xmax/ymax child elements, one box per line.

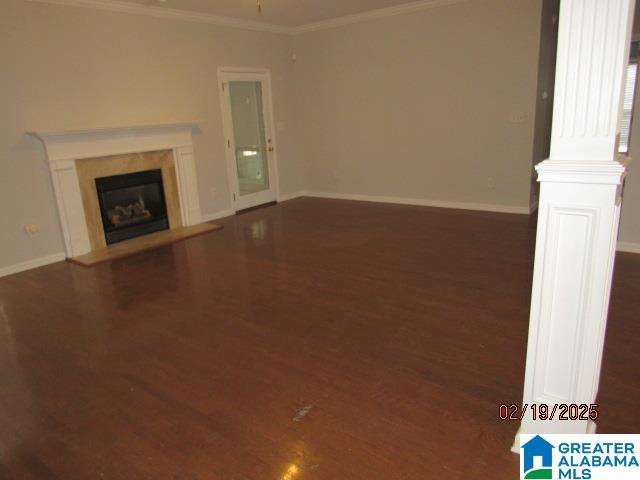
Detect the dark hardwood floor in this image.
<box><xmin>0</xmin><ymin>197</ymin><xmax>638</xmax><ymax>479</ymax></box>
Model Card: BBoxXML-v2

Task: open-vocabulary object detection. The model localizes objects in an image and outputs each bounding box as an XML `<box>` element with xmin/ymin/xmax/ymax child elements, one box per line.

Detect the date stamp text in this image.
<box><xmin>498</xmin><ymin>403</ymin><xmax>598</xmax><ymax>421</ymax></box>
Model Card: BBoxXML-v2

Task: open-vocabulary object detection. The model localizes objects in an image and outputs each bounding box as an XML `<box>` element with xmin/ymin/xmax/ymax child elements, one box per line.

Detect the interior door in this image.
<box><xmin>219</xmin><ymin>70</ymin><xmax>278</xmax><ymax>211</ymax></box>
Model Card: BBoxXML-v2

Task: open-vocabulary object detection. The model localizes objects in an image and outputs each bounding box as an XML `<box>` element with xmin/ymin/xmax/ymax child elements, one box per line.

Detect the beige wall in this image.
<box><xmin>619</xmin><ymin>15</ymin><xmax>640</xmax><ymax>246</ymax></box>
<box><xmin>612</xmin><ymin>8</ymin><xmax>640</xmax><ymax>246</ymax></box>
<box><xmin>292</xmin><ymin>0</ymin><xmax>543</xmax><ymax>209</ymax></box>
<box><xmin>619</xmin><ymin>92</ymin><xmax>640</xmax><ymax>245</ymax></box>
<box><xmin>529</xmin><ymin>0</ymin><xmax>559</xmax><ymax>207</ymax></box>
<box><xmin>0</xmin><ymin>0</ymin><xmax>301</xmax><ymax>269</ymax></box>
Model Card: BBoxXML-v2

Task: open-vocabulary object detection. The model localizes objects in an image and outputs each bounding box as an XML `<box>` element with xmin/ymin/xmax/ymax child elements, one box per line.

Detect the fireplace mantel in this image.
<box><xmin>29</xmin><ymin>123</ymin><xmax>198</xmax><ymax>161</ymax></box>
<box><xmin>30</xmin><ymin>123</ymin><xmax>203</xmax><ymax>258</ymax></box>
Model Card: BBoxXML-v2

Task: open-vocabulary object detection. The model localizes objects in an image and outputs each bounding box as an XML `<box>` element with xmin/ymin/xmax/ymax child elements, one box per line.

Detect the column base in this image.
<box><xmin>511</xmin><ymin>420</ymin><xmax>598</xmax><ymax>454</ymax></box>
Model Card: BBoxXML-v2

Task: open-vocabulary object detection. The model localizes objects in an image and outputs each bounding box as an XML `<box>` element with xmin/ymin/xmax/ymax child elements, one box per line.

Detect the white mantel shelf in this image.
<box><xmin>29</xmin><ymin>123</ymin><xmax>199</xmax><ymax>162</ymax></box>
<box><xmin>29</xmin><ymin>122</ymin><xmax>197</xmax><ymax>138</ymax></box>
<box><xmin>31</xmin><ymin>123</ymin><xmax>203</xmax><ymax>258</ymax></box>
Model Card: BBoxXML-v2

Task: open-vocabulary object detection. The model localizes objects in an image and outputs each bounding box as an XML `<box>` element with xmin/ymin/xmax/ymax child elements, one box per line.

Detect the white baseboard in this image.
<box><xmin>511</xmin><ymin>425</ymin><xmax>522</xmax><ymax>454</ymax></box>
<box><xmin>200</xmin><ymin>209</ymin><xmax>235</xmax><ymax>223</ymax></box>
<box><xmin>0</xmin><ymin>252</ymin><xmax>66</xmax><ymax>278</ymax></box>
<box><xmin>303</xmin><ymin>190</ymin><xmax>532</xmax><ymax>215</ymax></box>
<box><xmin>278</xmin><ymin>191</ymin><xmax>305</xmax><ymax>202</ymax></box>
<box><xmin>617</xmin><ymin>241</ymin><xmax>640</xmax><ymax>254</ymax></box>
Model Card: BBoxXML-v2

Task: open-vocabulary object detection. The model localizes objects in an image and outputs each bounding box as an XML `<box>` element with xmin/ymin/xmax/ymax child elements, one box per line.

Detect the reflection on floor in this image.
<box><xmin>0</xmin><ymin>197</ymin><xmax>638</xmax><ymax>479</ymax></box>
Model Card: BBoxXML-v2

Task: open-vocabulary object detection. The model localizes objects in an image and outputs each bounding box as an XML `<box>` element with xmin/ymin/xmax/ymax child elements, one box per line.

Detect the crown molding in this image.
<box><xmin>26</xmin><ymin>0</ymin><xmax>292</xmax><ymax>34</ymax></box>
<box><xmin>26</xmin><ymin>0</ymin><xmax>470</xmax><ymax>35</ymax></box>
<box><xmin>292</xmin><ymin>0</ymin><xmax>470</xmax><ymax>34</ymax></box>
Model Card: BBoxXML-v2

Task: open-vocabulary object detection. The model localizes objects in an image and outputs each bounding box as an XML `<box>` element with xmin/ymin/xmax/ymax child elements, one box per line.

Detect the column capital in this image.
<box><xmin>536</xmin><ymin>158</ymin><xmax>628</xmax><ymax>185</ymax></box>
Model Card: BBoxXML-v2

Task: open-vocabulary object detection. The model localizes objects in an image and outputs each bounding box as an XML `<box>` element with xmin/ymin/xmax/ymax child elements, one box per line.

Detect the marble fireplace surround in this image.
<box><xmin>30</xmin><ymin>124</ymin><xmax>202</xmax><ymax>258</ymax></box>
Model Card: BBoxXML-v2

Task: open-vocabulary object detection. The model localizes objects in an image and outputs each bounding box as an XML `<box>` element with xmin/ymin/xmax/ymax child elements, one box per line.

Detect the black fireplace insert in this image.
<box><xmin>95</xmin><ymin>169</ymin><xmax>169</xmax><ymax>245</ymax></box>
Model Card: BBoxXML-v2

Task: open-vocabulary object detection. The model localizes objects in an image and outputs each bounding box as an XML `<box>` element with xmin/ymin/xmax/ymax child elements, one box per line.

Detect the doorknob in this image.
<box><xmin>268</xmin><ymin>146</ymin><xmax>274</xmax><ymax>152</ymax></box>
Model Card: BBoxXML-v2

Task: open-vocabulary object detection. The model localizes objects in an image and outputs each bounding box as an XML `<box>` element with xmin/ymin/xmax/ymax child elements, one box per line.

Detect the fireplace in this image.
<box><xmin>95</xmin><ymin>169</ymin><xmax>169</xmax><ymax>245</ymax></box>
<box><xmin>31</xmin><ymin>124</ymin><xmax>203</xmax><ymax>258</ymax></box>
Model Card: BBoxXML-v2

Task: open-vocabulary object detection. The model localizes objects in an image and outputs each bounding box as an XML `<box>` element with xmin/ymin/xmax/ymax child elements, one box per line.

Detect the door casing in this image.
<box><xmin>217</xmin><ymin>66</ymin><xmax>280</xmax><ymax>212</ymax></box>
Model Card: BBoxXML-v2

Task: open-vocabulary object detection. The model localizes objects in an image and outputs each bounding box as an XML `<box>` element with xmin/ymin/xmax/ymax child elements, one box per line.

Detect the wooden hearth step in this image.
<box><xmin>68</xmin><ymin>223</ymin><xmax>223</xmax><ymax>267</ymax></box>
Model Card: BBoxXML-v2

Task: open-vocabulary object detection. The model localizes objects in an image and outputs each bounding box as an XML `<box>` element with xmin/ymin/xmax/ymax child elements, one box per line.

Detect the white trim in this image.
<box><xmin>200</xmin><ymin>209</ymin><xmax>234</xmax><ymax>223</ymax></box>
<box><xmin>303</xmin><ymin>191</ymin><xmax>531</xmax><ymax>215</ymax></box>
<box><xmin>511</xmin><ymin>425</ymin><xmax>522</xmax><ymax>454</ymax></box>
<box><xmin>292</xmin><ymin>0</ymin><xmax>469</xmax><ymax>34</ymax></box>
<box><xmin>29</xmin><ymin>123</ymin><xmax>199</xmax><ymax>161</ymax></box>
<box><xmin>0</xmin><ymin>252</ymin><xmax>66</xmax><ymax>278</ymax></box>
<box><xmin>536</xmin><ymin>159</ymin><xmax>628</xmax><ymax>184</ymax></box>
<box><xmin>26</xmin><ymin>0</ymin><xmax>470</xmax><ymax>35</ymax></box>
<box><xmin>617</xmin><ymin>241</ymin><xmax>640</xmax><ymax>253</ymax></box>
<box><xmin>26</xmin><ymin>0</ymin><xmax>291</xmax><ymax>34</ymax></box>
<box><xmin>278</xmin><ymin>191</ymin><xmax>305</xmax><ymax>202</ymax></box>
<box><xmin>217</xmin><ymin>67</ymin><xmax>280</xmax><ymax>213</ymax></box>
<box><xmin>28</xmin><ymin>122</ymin><xmax>197</xmax><ymax>141</ymax></box>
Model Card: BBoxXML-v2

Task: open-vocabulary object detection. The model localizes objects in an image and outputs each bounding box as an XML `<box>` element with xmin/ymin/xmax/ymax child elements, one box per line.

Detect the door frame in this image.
<box><xmin>217</xmin><ymin>66</ymin><xmax>280</xmax><ymax>212</ymax></box>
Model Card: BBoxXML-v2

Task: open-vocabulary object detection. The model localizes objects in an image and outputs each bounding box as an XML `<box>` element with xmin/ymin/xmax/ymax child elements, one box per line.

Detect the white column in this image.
<box><xmin>49</xmin><ymin>159</ymin><xmax>91</xmax><ymax>257</ymax></box>
<box><xmin>174</xmin><ymin>145</ymin><xmax>202</xmax><ymax>226</ymax></box>
<box><xmin>513</xmin><ymin>0</ymin><xmax>635</xmax><ymax>449</ymax></box>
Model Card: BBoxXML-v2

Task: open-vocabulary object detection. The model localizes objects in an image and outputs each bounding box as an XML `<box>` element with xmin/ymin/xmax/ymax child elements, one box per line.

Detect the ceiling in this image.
<box><xmin>117</xmin><ymin>0</ymin><xmax>428</xmax><ymax>28</ymax></box>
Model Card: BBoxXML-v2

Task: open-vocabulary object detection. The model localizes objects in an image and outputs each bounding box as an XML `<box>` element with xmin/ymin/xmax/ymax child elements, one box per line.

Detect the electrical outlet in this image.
<box><xmin>24</xmin><ymin>223</ymin><xmax>41</xmax><ymax>236</ymax></box>
<box><xmin>487</xmin><ymin>177</ymin><xmax>495</xmax><ymax>189</ymax></box>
